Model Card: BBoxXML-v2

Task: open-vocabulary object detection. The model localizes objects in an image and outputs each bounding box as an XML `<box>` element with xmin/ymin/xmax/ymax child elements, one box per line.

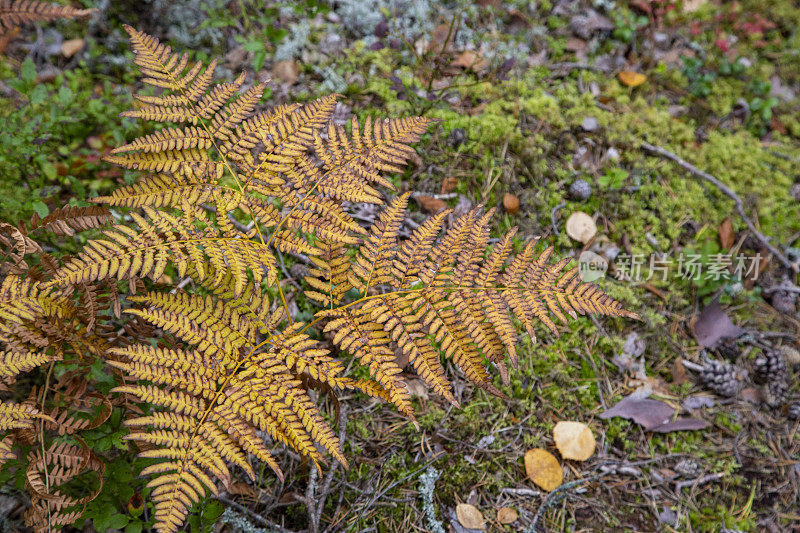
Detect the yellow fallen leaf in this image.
<box><xmin>61</xmin><ymin>38</ymin><xmax>84</xmax><ymax>58</ymax></box>
<box><xmin>619</xmin><ymin>70</ymin><xmax>647</xmax><ymax>87</ymax></box>
<box><xmin>452</xmin><ymin>50</ymin><xmax>489</xmax><ymax>73</ymax></box>
<box><xmin>524</xmin><ymin>448</ymin><xmax>562</xmax><ymax>491</ymax></box>
<box><xmin>553</xmin><ymin>421</ymin><xmax>596</xmax><ymax>461</ymax></box>
<box><xmin>456</xmin><ymin>503</ymin><xmax>485</xmax><ymax>530</ymax></box>
<box><xmin>497</xmin><ymin>506</ymin><xmax>518</xmax><ymax>524</ymax></box>
<box><xmin>565</xmin><ymin>211</ymin><xmax>597</xmax><ymax>244</ymax></box>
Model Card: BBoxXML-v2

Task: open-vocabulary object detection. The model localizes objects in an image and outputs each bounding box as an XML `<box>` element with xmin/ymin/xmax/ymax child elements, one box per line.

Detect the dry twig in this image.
<box><xmin>640</xmin><ymin>141</ymin><xmax>795</xmax><ymax>271</ymax></box>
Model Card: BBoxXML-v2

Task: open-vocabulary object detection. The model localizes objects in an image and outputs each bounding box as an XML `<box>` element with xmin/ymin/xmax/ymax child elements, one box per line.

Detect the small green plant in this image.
<box><xmin>613</xmin><ymin>10</ymin><xmax>649</xmax><ymax>43</ymax></box>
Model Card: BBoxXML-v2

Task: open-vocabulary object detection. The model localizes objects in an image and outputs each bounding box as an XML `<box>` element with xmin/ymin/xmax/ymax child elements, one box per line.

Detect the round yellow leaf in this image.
<box><xmin>456</xmin><ymin>503</ymin><xmax>485</xmax><ymax>530</ymax></box>
<box><xmin>553</xmin><ymin>421</ymin><xmax>596</xmax><ymax>461</ymax></box>
<box><xmin>524</xmin><ymin>448</ymin><xmax>562</xmax><ymax>491</ymax></box>
<box><xmin>619</xmin><ymin>70</ymin><xmax>647</xmax><ymax>87</ymax></box>
<box><xmin>497</xmin><ymin>506</ymin><xmax>519</xmax><ymax>524</ymax></box>
<box><xmin>565</xmin><ymin>211</ymin><xmax>597</xmax><ymax>244</ymax></box>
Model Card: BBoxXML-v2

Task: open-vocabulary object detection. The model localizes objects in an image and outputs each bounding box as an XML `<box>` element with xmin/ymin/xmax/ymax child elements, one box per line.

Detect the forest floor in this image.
<box><xmin>2</xmin><ymin>0</ymin><xmax>800</xmax><ymax>532</ymax></box>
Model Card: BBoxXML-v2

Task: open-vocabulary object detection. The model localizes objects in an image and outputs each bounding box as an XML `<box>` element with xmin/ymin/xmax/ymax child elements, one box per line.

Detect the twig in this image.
<box><xmin>501</xmin><ymin>487</ymin><xmax>542</xmax><ymax>497</ymax></box>
<box><xmin>313</xmin><ymin>406</ymin><xmax>348</xmax><ymax>528</ymax></box>
<box><xmin>640</xmin><ymin>141</ymin><xmax>795</xmax><ymax>271</ymax></box>
<box><xmin>200</xmin><ymin>203</ymin><xmax>253</xmax><ymax>235</ymax></box>
<box><xmin>526</xmin><ymin>474</ymin><xmax>601</xmax><ymax>533</ymax></box>
<box><xmin>215</xmin><ymin>495</ymin><xmax>295</xmax><ymax>533</ymax></box>
<box><xmin>551</xmin><ymin>202</ymin><xmax>566</xmax><ymax>236</ymax></box>
<box><xmin>675</xmin><ymin>472</ymin><xmax>725</xmax><ymax>492</ymax></box>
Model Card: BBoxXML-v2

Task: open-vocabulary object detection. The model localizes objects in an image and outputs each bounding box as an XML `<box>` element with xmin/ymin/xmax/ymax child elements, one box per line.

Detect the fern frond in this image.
<box><xmin>320</xmin><ymin>199</ymin><xmax>638</xmax><ymax>412</ymax></box>
<box><xmin>0</xmin><ymin>0</ymin><xmax>95</xmax><ymax>31</ymax></box>
<box><xmin>0</xmin><ymin>401</ymin><xmax>53</xmax><ymax>431</ymax></box>
<box><xmin>109</xmin><ymin>330</ymin><xmax>346</xmax><ymax>532</ymax></box>
<box><xmin>48</xmin><ymin>206</ymin><xmax>277</xmax><ymax>296</ymax></box>
<box><xmin>26</xmin><ymin>205</ymin><xmax>113</xmax><ymax>236</ymax></box>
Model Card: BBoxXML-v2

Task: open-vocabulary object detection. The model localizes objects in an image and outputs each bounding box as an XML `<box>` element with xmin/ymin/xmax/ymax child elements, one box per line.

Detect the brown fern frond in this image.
<box><xmin>0</xmin><ymin>1</ymin><xmax>95</xmax><ymax>31</ymax></box>
<box><xmin>24</xmin><ymin>439</ymin><xmax>105</xmax><ymax>533</ymax></box>
<box><xmin>26</xmin><ymin>205</ymin><xmax>113</xmax><ymax>237</ymax></box>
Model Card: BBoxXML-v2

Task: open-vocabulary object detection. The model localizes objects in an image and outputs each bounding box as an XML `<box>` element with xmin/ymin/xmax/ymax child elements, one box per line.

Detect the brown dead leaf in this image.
<box><xmin>553</xmin><ymin>421</ymin><xmax>595</xmax><ymax>461</ymax></box>
<box><xmin>566</xmin><ymin>38</ymin><xmax>587</xmax><ymax>52</ymax></box>
<box><xmin>415</xmin><ymin>194</ymin><xmax>448</xmax><ymax>214</ymax></box>
<box><xmin>503</xmin><ymin>193</ymin><xmax>519</xmax><ymax>215</ymax></box>
<box><xmin>524</xmin><ymin>449</ymin><xmax>562</xmax><ymax>491</ymax></box>
<box><xmin>428</xmin><ymin>23</ymin><xmax>454</xmax><ymax>53</ymax></box>
<box><xmin>441</xmin><ymin>176</ymin><xmax>458</xmax><ymax>194</ymax></box>
<box><xmin>456</xmin><ymin>503</ymin><xmax>485</xmax><ymax>530</ymax></box>
<box><xmin>496</xmin><ymin>507</ymin><xmax>518</xmax><ymax>525</ymax></box>
<box><xmin>718</xmin><ymin>217</ymin><xmax>734</xmax><ymax>249</ymax></box>
<box><xmin>404</xmin><ymin>378</ymin><xmax>429</xmax><ymax>400</ymax></box>
<box><xmin>618</xmin><ymin>71</ymin><xmax>647</xmax><ymax>87</ymax></box>
<box><xmin>61</xmin><ymin>38</ymin><xmax>84</xmax><ymax>58</ymax></box>
<box><xmin>273</xmin><ymin>60</ymin><xmax>299</xmax><ymax>84</ymax></box>
<box><xmin>452</xmin><ymin>50</ymin><xmax>489</xmax><ymax>73</ymax></box>
<box><xmin>692</xmin><ymin>301</ymin><xmax>743</xmax><ymax>349</ymax></box>
<box><xmin>599</xmin><ymin>395</ymin><xmax>710</xmax><ymax>432</ymax></box>
<box><xmin>227</xmin><ymin>481</ymin><xmax>256</xmax><ymax>498</ymax></box>
<box><xmin>469</xmin><ymin>102</ymin><xmax>488</xmax><ymax>116</ymax></box>
<box><xmin>671</xmin><ymin>358</ymin><xmax>688</xmax><ymax>385</ymax></box>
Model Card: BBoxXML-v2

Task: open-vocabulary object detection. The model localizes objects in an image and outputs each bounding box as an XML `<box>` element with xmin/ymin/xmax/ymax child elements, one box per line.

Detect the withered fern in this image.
<box><xmin>0</xmin><ymin>26</ymin><xmax>638</xmax><ymax>532</ymax></box>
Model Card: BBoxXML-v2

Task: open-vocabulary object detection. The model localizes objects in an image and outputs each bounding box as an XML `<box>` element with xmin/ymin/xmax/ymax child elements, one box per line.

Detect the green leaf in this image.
<box><xmin>125</xmin><ymin>522</ymin><xmax>143</xmax><ymax>533</ymax></box>
<box><xmin>30</xmin><ymin>85</ymin><xmax>48</xmax><ymax>106</ymax></box>
<box><xmin>108</xmin><ymin>513</ymin><xmax>130</xmax><ymax>529</ymax></box>
<box><xmin>41</xmin><ymin>162</ymin><xmax>57</xmax><ymax>181</ymax></box>
<box><xmin>31</xmin><ymin>200</ymin><xmax>49</xmax><ymax>218</ymax></box>
<box><xmin>21</xmin><ymin>57</ymin><xmax>36</xmax><ymax>84</ymax></box>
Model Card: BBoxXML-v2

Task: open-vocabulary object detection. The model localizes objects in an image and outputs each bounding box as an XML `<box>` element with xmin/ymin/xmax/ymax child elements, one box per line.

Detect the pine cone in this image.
<box><xmin>788</xmin><ymin>402</ymin><xmax>800</xmax><ymax>420</ymax></box>
<box><xmin>569</xmin><ymin>179</ymin><xmax>592</xmax><ymax>201</ymax></box>
<box><xmin>764</xmin><ymin>380</ymin><xmax>790</xmax><ymax>408</ymax></box>
<box><xmin>753</xmin><ymin>349</ymin><xmax>787</xmax><ymax>384</ymax></box>
<box><xmin>715</xmin><ymin>339</ymin><xmax>740</xmax><ymax>361</ymax></box>
<box><xmin>700</xmin><ymin>359</ymin><xmax>747</xmax><ymax>397</ymax></box>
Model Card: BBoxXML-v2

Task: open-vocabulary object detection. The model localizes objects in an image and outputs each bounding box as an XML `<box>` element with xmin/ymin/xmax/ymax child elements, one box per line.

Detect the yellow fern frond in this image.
<box><xmin>48</xmin><ymin>207</ymin><xmax>277</xmax><ymax>296</ymax></box>
<box><xmin>109</xmin><ymin>322</ymin><xmax>346</xmax><ymax>533</ymax></box>
<box><xmin>319</xmin><ymin>200</ymin><xmax>638</xmax><ymax>413</ymax></box>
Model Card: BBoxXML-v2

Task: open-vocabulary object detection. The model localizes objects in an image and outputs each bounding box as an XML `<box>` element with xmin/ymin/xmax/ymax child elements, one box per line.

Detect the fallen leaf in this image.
<box><xmin>671</xmin><ymin>358</ymin><xmax>688</xmax><ymax>385</ymax></box>
<box><xmin>452</xmin><ymin>50</ymin><xmax>489</xmax><ymax>73</ymax></box>
<box><xmin>524</xmin><ymin>449</ymin><xmax>562</xmax><ymax>491</ymax></box>
<box><xmin>61</xmin><ymin>38</ymin><xmax>84</xmax><ymax>58</ymax></box>
<box><xmin>496</xmin><ymin>507</ymin><xmax>518</xmax><ymax>524</ymax></box>
<box><xmin>272</xmin><ymin>60</ymin><xmax>299</xmax><ymax>84</ymax></box>
<box><xmin>404</xmin><ymin>378</ymin><xmax>428</xmax><ymax>400</ymax></box>
<box><xmin>718</xmin><ymin>217</ymin><xmax>734</xmax><ymax>249</ymax></box>
<box><xmin>415</xmin><ymin>194</ymin><xmax>448</xmax><ymax>214</ymax></box>
<box><xmin>503</xmin><ymin>193</ymin><xmax>519</xmax><ymax>215</ymax></box>
<box><xmin>456</xmin><ymin>503</ymin><xmax>485</xmax><ymax>530</ymax></box>
<box><xmin>618</xmin><ymin>71</ymin><xmax>647</xmax><ymax>87</ymax></box>
<box><xmin>692</xmin><ymin>301</ymin><xmax>743</xmax><ymax>348</ymax></box>
<box><xmin>649</xmin><ymin>418</ymin><xmax>709</xmax><ymax>433</ymax></box>
<box><xmin>428</xmin><ymin>23</ymin><xmax>454</xmax><ymax>53</ymax></box>
<box><xmin>227</xmin><ymin>481</ymin><xmax>256</xmax><ymax>497</ymax></box>
<box><xmin>599</xmin><ymin>395</ymin><xmax>709</xmax><ymax>432</ymax></box>
<box><xmin>565</xmin><ymin>211</ymin><xmax>597</xmax><ymax>244</ymax></box>
<box><xmin>553</xmin><ymin>421</ymin><xmax>595</xmax><ymax>461</ymax></box>
<box><xmin>565</xmin><ymin>37</ymin><xmax>587</xmax><ymax>52</ymax></box>
<box><xmin>600</xmin><ymin>396</ymin><xmax>673</xmax><ymax>429</ymax></box>
<box><xmin>682</xmin><ymin>0</ymin><xmax>707</xmax><ymax>12</ymax></box>
<box><xmin>441</xmin><ymin>176</ymin><xmax>458</xmax><ymax>194</ymax></box>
